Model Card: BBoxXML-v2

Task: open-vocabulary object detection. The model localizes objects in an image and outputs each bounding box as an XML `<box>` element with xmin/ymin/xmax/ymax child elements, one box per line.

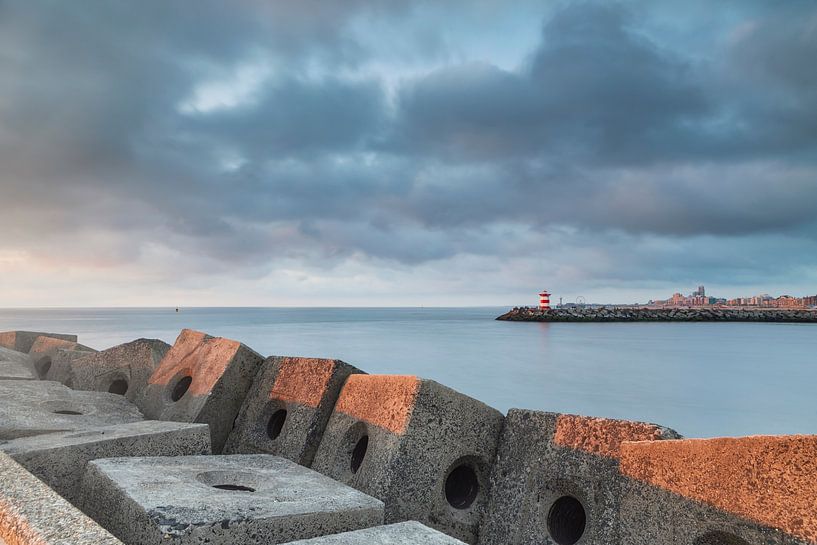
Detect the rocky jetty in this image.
<box><xmin>497</xmin><ymin>306</ymin><xmax>817</xmax><ymax>323</ymax></box>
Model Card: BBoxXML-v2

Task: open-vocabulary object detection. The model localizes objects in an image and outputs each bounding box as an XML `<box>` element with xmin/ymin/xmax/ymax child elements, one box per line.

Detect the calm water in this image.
<box><xmin>1</xmin><ymin>307</ymin><xmax>814</xmax><ymax>439</ymax></box>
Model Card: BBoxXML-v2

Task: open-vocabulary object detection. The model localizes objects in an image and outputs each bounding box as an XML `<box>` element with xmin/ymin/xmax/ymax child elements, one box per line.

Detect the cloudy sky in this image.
<box><xmin>1</xmin><ymin>1</ymin><xmax>816</xmax><ymax>307</ymax></box>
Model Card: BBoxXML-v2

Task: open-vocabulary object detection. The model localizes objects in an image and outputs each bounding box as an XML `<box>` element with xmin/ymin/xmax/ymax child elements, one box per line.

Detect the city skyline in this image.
<box><xmin>1</xmin><ymin>2</ymin><xmax>817</xmax><ymax>307</ymax></box>
<box><xmin>649</xmin><ymin>285</ymin><xmax>817</xmax><ymax>309</ymax></box>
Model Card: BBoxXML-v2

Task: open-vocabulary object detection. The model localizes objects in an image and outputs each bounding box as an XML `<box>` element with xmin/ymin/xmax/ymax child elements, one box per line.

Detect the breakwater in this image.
<box><xmin>1</xmin><ymin>328</ymin><xmax>816</xmax><ymax>545</ymax></box>
<box><xmin>497</xmin><ymin>306</ymin><xmax>817</xmax><ymax>322</ymax></box>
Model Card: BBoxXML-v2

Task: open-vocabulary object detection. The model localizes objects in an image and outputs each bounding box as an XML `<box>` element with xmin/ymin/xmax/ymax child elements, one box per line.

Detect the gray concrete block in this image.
<box><xmin>281</xmin><ymin>522</ymin><xmax>469</xmax><ymax>544</ymax></box>
<box><xmin>43</xmin><ymin>347</ymin><xmax>99</xmax><ymax>385</ymax></box>
<box><xmin>312</xmin><ymin>375</ymin><xmax>504</xmax><ymax>544</ymax></box>
<box><xmin>224</xmin><ymin>356</ymin><xmax>364</xmax><ymax>466</ymax></box>
<box><xmin>0</xmin><ymin>346</ymin><xmax>36</xmax><ymax>380</ymax></box>
<box><xmin>479</xmin><ymin>410</ymin><xmax>680</xmax><ymax>545</ymax></box>
<box><xmin>0</xmin><ymin>330</ymin><xmax>77</xmax><ymax>353</ymax></box>
<box><xmin>0</xmin><ymin>380</ymin><xmax>144</xmax><ymax>439</ymax></box>
<box><xmin>618</xmin><ymin>435</ymin><xmax>816</xmax><ymax>545</ymax></box>
<box><xmin>0</xmin><ymin>451</ymin><xmax>124</xmax><ymax>545</ymax></box>
<box><xmin>70</xmin><ymin>338</ymin><xmax>170</xmax><ymax>402</ymax></box>
<box><xmin>80</xmin><ymin>454</ymin><xmax>385</xmax><ymax>545</ymax></box>
<box><xmin>0</xmin><ymin>420</ymin><xmax>211</xmax><ymax>505</ymax></box>
<box><xmin>136</xmin><ymin>329</ymin><xmax>264</xmax><ymax>453</ymax></box>
<box><xmin>29</xmin><ymin>336</ymin><xmax>95</xmax><ymax>379</ymax></box>
<box><xmin>0</xmin><ymin>359</ymin><xmax>36</xmax><ymax>381</ymax></box>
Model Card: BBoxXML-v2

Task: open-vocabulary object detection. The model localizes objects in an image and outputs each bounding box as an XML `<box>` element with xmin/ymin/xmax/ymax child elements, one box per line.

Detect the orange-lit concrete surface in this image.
<box><xmin>313</xmin><ymin>375</ymin><xmax>504</xmax><ymax>543</ymax></box>
<box><xmin>479</xmin><ymin>410</ymin><xmax>680</xmax><ymax>545</ymax></box>
<box><xmin>28</xmin><ymin>336</ymin><xmax>95</xmax><ymax>379</ymax></box>
<box><xmin>28</xmin><ymin>336</ymin><xmax>93</xmax><ymax>359</ymax></box>
<box><xmin>620</xmin><ymin>435</ymin><xmax>817</xmax><ymax>544</ymax></box>
<box><xmin>554</xmin><ymin>414</ymin><xmax>672</xmax><ymax>458</ymax></box>
<box><xmin>147</xmin><ymin>329</ymin><xmax>241</xmax><ymax>397</ymax></box>
<box><xmin>0</xmin><ymin>331</ymin><xmax>77</xmax><ymax>354</ymax></box>
<box><xmin>136</xmin><ymin>329</ymin><xmax>263</xmax><ymax>453</ymax></box>
<box><xmin>225</xmin><ymin>356</ymin><xmax>364</xmax><ymax>465</ymax></box>
<box><xmin>332</xmin><ymin>375</ymin><xmax>420</xmax><ymax>434</ymax></box>
<box><xmin>268</xmin><ymin>357</ymin><xmax>339</xmax><ymax>407</ymax></box>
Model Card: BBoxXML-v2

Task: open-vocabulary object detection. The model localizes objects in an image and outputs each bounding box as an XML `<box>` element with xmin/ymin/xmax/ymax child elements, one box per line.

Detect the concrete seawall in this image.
<box><xmin>497</xmin><ymin>307</ymin><xmax>817</xmax><ymax>323</ymax></box>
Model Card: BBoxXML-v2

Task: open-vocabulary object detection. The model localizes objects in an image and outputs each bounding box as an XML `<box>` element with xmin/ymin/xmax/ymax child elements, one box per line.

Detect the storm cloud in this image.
<box><xmin>1</xmin><ymin>0</ymin><xmax>816</xmax><ymax>306</ymax></box>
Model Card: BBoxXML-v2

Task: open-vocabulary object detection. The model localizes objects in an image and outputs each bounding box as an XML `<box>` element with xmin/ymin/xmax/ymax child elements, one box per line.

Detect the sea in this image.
<box><xmin>1</xmin><ymin>306</ymin><xmax>814</xmax><ymax>439</ymax></box>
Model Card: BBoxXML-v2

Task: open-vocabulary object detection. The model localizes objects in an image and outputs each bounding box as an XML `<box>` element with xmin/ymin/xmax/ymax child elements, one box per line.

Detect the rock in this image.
<box><xmin>495</xmin><ymin>308</ymin><xmax>817</xmax><ymax>323</ymax></box>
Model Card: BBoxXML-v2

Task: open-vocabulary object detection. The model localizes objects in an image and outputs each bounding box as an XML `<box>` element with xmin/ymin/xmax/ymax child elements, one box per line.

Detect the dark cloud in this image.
<box><xmin>0</xmin><ymin>0</ymin><xmax>816</xmax><ymax>304</ymax></box>
<box><xmin>186</xmin><ymin>76</ymin><xmax>387</xmax><ymax>158</ymax></box>
<box><xmin>389</xmin><ymin>3</ymin><xmax>709</xmax><ymax>163</ymax></box>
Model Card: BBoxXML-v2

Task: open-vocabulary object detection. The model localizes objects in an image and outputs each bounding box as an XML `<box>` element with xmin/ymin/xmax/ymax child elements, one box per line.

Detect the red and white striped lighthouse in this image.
<box><xmin>539</xmin><ymin>290</ymin><xmax>551</xmax><ymax>311</ymax></box>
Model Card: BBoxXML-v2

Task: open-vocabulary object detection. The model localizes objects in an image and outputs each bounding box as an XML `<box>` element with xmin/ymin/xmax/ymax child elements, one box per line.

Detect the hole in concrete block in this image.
<box><xmin>212</xmin><ymin>484</ymin><xmax>256</xmax><ymax>492</ymax></box>
<box><xmin>445</xmin><ymin>464</ymin><xmax>479</xmax><ymax>509</ymax></box>
<box><xmin>54</xmin><ymin>410</ymin><xmax>83</xmax><ymax>415</ymax></box>
<box><xmin>350</xmin><ymin>435</ymin><xmax>368</xmax><ymax>474</ymax></box>
<box><xmin>108</xmin><ymin>379</ymin><xmax>128</xmax><ymax>395</ymax></box>
<box><xmin>694</xmin><ymin>531</ymin><xmax>752</xmax><ymax>545</ymax></box>
<box><xmin>547</xmin><ymin>495</ymin><xmax>586</xmax><ymax>545</ymax></box>
<box><xmin>171</xmin><ymin>375</ymin><xmax>192</xmax><ymax>402</ymax></box>
<box><xmin>267</xmin><ymin>409</ymin><xmax>287</xmax><ymax>440</ymax></box>
<box><xmin>196</xmin><ymin>470</ymin><xmax>259</xmax><ymax>493</ymax></box>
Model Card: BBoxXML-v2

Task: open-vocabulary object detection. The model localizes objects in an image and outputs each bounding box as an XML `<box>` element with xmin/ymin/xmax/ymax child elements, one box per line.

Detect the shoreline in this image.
<box><xmin>496</xmin><ymin>307</ymin><xmax>817</xmax><ymax>323</ymax></box>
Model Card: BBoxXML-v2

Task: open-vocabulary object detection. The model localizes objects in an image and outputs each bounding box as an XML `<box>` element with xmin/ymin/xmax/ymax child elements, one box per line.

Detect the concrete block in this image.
<box><xmin>80</xmin><ymin>454</ymin><xmax>385</xmax><ymax>545</ymax></box>
<box><xmin>29</xmin><ymin>335</ymin><xmax>95</xmax><ymax>380</ymax></box>
<box><xmin>70</xmin><ymin>338</ymin><xmax>170</xmax><ymax>402</ymax></box>
<box><xmin>0</xmin><ymin>451</ymin><xmax>124</xmax><ymax>545</ymax></box>
<box><xmin>43</xmin><ymin>347</ymin><xmax>99</xmax><ymax>386</ymax></box>
<box><xmin>0</xmin><ymin>330</ymin><xmax>77</xmax><ymax>353</ymax></box>
<box><xmin>618</xmin><ymin>435</ymin><xmax>817</xmax><ymax>545</ymax></box>
<box><xmin>281</xmin><ymin>522</ymin><xmax>469</xmax><ymax>544</ymax></box>
<box><xmin>0</xmin><ymin>380</ymin><xmax>143</xmax><ymax>439</ymax></box>
<box><xmin>225</xmin><ymin>356</ymin><xmax>364</xmax><ymax>465</ymax></box>
<box><xmin>136</xmin><ymin>329</ymin><xmax>264</xmax><ymax>453</ymax></box>
<box><xmin>0</xmin><ymin>346</ymin><xmax>36</xmax><ymax>380</ymax></box>
<box><xmin>0</xmin><ymin>420</ymin><xmax>211</xmax><ymax>505</ymax></box>
<box><xmin>479</xmin><ymin>410</ymin><xmax>680</xmax><ymax>545</ymax></box>
<box><xmin>312</xmin><ymin>375</ymin><xmax>505</xmax><ymax>544</ymax></box>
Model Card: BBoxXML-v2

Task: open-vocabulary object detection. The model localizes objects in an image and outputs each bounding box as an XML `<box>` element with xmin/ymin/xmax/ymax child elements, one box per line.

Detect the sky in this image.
<box><xmin>1</xmin><ymin>0</ymin><xmax>816</xmax><ymax>307</ymax></box>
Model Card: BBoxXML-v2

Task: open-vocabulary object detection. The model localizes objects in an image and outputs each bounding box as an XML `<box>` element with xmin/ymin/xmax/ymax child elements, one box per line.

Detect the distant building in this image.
<box><xmin>654</xmin><ymin>286</ymin><xmax>814</xmax><ymax>309</ymax></box>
